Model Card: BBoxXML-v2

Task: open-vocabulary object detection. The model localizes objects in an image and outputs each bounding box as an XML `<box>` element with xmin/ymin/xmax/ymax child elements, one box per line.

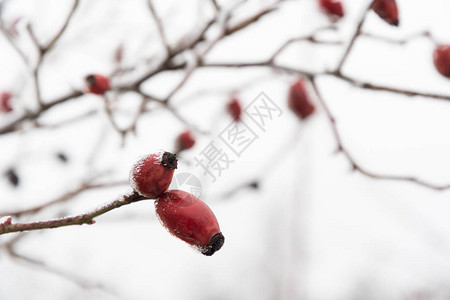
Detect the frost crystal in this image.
<box><xmin>129</xmin><ymin>155</ymin><xmax>148</xmax><ymax>193</ymax></box>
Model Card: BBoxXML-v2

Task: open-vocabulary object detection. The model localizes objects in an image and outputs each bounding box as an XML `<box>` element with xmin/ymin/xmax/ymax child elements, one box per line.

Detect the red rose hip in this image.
<box><xmin>227</xmin><ymin>97</ymin><xmax>242</xmax><ymax>121</ymax></box>
<box><xmin>319</xmin><ymin>0</ymin><xmax>344</xmax><ymax>18</ymax></box>
<box><xmin>371</xmin><ymin>0</ymin><xmax>399</xmax><ymax>26</ymax></box>
<box><xmin>176</xmin><ymin>130</ymin><xmax>196</xmax><ymax>152</ymax></box>
<box><xmin>85</xmin><ymin>74</ymin><xmax>110</xmax><ymax>95</ymax></box>
<box><xmin>0</xmin><ymin>92</ymin><xmax>13</xmax><ymax>113</ymax></box>
<box><xmin>129</xmin><ymin>152</ymin><xmax>177</xmax><ymax>199</ymax></box>
<box><xmin>288</xmin><ymin>79</ymin><xmax>315</xmax><ymax>119</ymax></box>
<box><xmin>433</xmin><ymin>45</ymin><xmax>450</xmax><ymax>78</ymax></box>
<box><xmin>155</xmin><ymin>190</ymin><xmax>224</xmax><ymax>256</ymax></box>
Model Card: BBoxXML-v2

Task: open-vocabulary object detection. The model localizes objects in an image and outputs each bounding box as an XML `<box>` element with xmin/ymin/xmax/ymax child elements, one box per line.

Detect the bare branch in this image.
<box><xmin>0</xmin><ymin>180</ymin><xmax>128</xmax><ymax>218</ymax></box>
<box><xmin>210</xmin><ymin>0</ymin><xmax>220</xmax><ymax>12</ymax></box>
<box><xmin>0</xmin><ymin>191</ymin><xmax>146</xmax><ymax>235</ymax></box>
<box><xmin>200</xmin><ymin>60</ymin><xmax>450</xmax><ymax>103</ymax></box>
<box><xmin>43</xmin><ymin>0</ymin><xmax>79</xmax><ymax>52</ymax></box>
<box><xmin>23</xmin><ymin>0</ymin><xmax>79</xmax><ymax>108</ymax></box>
<box><xmin>147</xmin><ymin>0</ymin><xmax>171</xmax><ymax>56</ymax></box>
<box><xmin>199</xmin><ymin>61</ymin><xmax>316</xmax><ymax>79</ymax></box>
<box><xmin>0</xmin><ymin>27</ymin><xmax>29</xmax><ymax>66</ymax></box>
<box><xmin>335</xmin><ymin>0</ymin><xmax>374</xmax><ymax>72</ymax></box>
<box><xmin>3</xmin><ymin>244</ymin><xmax>114</xmax><ymax>293</ymax></box>
<box><xmin>163</xmin><ymin>62</ymin><xmax>197</xmax><ymax>104</ymax></box>
<box><xmin>310</xmin><ymin>78</ymin><xmax>450</xmax><ymax>191</ymax></box>
<box><xmin>361</xmin><ymin>30</ymin><xmax>438</xmax><ymax>46</ymax></box>
<box><xmin>25</xmin><ymin>23</ymin><xmax>42</xmax><ymax>51</ymax></box>
<box><xmin>334</xmin><ymin>72</ymin><xmax>450</xmax><ymax>103</ymax></box>
<box><xmin>0</xmin><ymin>90</ymin><xmax>84</xmax><ymax>135</ymax></box>
<box><xmin>225</xmin><ymin>5</ymin><xmax>278</xmax><ymax>35</ymax></box>
<box><xmin>35</xmin><ymin>110</ymin><xmax>98</xmax><ymax>130</ymax></box>
<box><xmin>269</xmin><ymin>25</ymin><xmax>341</xmax><ymax>62</ymax></box>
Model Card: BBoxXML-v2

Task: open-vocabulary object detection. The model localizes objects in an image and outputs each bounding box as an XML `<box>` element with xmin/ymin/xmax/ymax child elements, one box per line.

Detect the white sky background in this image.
<box><xmin>1</xmin><ymin>0</ymin><xmax>450</xmax><ymax>299</ymax></box>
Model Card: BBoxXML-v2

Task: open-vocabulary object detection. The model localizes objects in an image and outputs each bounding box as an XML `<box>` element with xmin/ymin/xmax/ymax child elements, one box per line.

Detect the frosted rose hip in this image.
<box><xmin>319</xmin><ymin>0</ymin><xmax>344</xmax><ymax>18</ymax></box>
<box><xmin>85</xmin><ymin>74</ymin><xmax>110</xmax><ymax>95</ymax></box>
<box><xmin>0</xmin><ymin>92</ymin><xmax>13</xmax><ymax>113</ymax></box>
<box><xmin>371</xmin><ymin>0</ymin><xmax>399</xmax><ymax>26</ymax></box>
<box><xmin>129</xmin><ymin>152</ymin><xmax>177</xmax><ymax>199</ymax></box>
<box><xmin>155</xmin><ymin>190</ymin><xmax>224</xmax><ymax>256</ymax></box>
<box><xmin>176</xmin><ymin>130</ymin><xmax>196</xmax><ymax>152</ymax></box>
<box><xmin>227</xmin><ymin>97</ymin><xmax>242</xmax><ymax>121</ymax></box>
<box><xmin>288</xmin><ymin>79</ymin><xmax>315</xmax><ymax>119</ymax></box>
<box><xmin>434</xmin><ymin>45</ymin><xmax>450</xmax><ymax>78</ymax></box>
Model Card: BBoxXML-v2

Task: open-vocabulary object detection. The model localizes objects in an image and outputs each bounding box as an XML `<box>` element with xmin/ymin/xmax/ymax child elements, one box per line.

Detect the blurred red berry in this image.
<box><xmin>227</xmin><ymin>97</ymin><xmax>242</xmax><ymax>121</ymax></box>
<box><xmin>371</xmin><ymin>0</ymin><xmax>399</xmax><ymax>26</ymax></box>
<box><xmin>176</xmin><ymin>130</ymin><xmax>196</xmax><ymax>152</ymax></box>
<box><xmin>155</xmin><ymin>190</ymin><xmax>224</xmax><ymax>256</ymax></box>
<box><xmin>288</xmin><ymin>79</ymin><xmax>315</xmax><ymax>119</ymax></box>
<box><xmin>129</xmin><ymin>152</ymin><xmax>177</xmax><ymax>199</ymax></box>
<box><xmin>85</xmin><ymin>74</ymin><xmax>110</xmax><ymax>95</ymax></box>
<box><xmin>319</xmin><ymin>0</ymin><xmax>344</xmax><ymax>18</ymax></box>
<box><xmin>433</xmin><ymin>45</ymin><xmax>450</xmax><ymax>78</ymax></box>
<box><xmin>0</xmin><ymin>216</ymin><xmax>12</xmax><ymax>226</ymax></box>
<box><xmin>0</xmin><ymin>92</ymin><xmax>13</xmax><ymax>113</ymax></box>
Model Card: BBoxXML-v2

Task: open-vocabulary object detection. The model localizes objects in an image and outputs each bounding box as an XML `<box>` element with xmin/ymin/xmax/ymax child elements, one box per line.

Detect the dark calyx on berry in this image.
<box><xmin>161</xmin><ymin>152</ymin><xmax>178</xmax><ymax>170</ymax></box>
<box><xmin>85</xmin><ymin>75</ymin><xmax>96</xmax><ymax>86</ymax></box>
<box><xmin>201</xmin><ymin>232</ymin><xmax>225</xmax><ymax>256</ymax></box>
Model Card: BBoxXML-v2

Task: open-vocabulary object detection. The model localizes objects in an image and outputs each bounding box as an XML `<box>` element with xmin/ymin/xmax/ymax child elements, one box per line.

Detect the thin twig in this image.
<box><xmin>310</xmin><ymin>78</ymin><xmax>450</xmax><ymax>191</ymax></box>
<box><xmin>43</xmin><ymin>0</ymin><xmax>80</xmax><ymax>52</ymax></box>
<box><xmin>24</xmin><ymin>0</ymin><xmax>79</xmax><ymax>108</ymax></box>
<box><xmin>35</xmin><ymin>110</ymin><xmax>98</xmax><ymax>130</ymax></box>
<box><xmin>0</xmin><ymin>180</ymin><xmax>128</xmax><ymax>218</ymax></box>
<box><xmin>269</xmin><ymin>25</ymin><xmax>340</xmax><ymax>62</ymax></box>
<box><xmin>0</xmin><ymin>27</ymin><xmax>29</xmax><ymax>66</ymax></box>
<box><xmin>200</xmin><ymin>61</ymin><xmax>450</xmax><ymax>103</ymax></box>
<box><xmin>335</xmin><ymin>73</ymin><xmax>450</xmax><ymax>103</ymax></box>
<box><xmin>147</xmin><ymin>0</ymin><xmax>171</xmax><ymax>56</ymax></box>
<box><xmin>0</xmin><ymin>90</ymin><xmax>84</xmax><ymax>134</ymax></box>
<box><xmin>361</xmin><ymin>30</ymin><xmax>439</xmax><ymax>46</ymax></box>
<box><xmin>335</xmin><ymin>0</ymin><xmax>374</xmax><ymax>72</ymax></box>
<box><xmin>3</xmin><ymin>246</ymin><xmax>115</xmax><ymax>293</ymax></box>
<box><xmin>210</xmin><ymin>0</ymin><xmax>220</xmax><ymax>12</ymax></box>
<box><xmin>0</xmin><ymin>191</ymin><xmax>146</xmax><ymax>235</ymax></box>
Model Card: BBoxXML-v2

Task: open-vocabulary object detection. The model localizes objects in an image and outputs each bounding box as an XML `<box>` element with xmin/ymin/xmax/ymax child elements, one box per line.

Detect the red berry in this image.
<box><xmin>433</xmin><ymin>45</ymin><xmax>450</xmax><ymax>78</ymax></box>
<box><xmin>0</xmin><ymin>92</ymin><xmax>12</xmax><ymax>113</ymax></box>
<box><xmin>85</xmin><ymin>74</ymin><xmax>110</xmax><ymax>95</ymax></box>
<box><xmin>227</xmin><ymin>97</ymin><xmax>242</xmax><ymax>121</ymax></box>
<box><xmin>371</xmin><ymin>0</ymin><xmax>399</xmax><ymax>26</ymax></box>
<box><xmin>176</xmin><ymin>130</ymin><xmax>196</xmax><ymax>152</ymax></box>
<box><xmin>155</xmin><ymin>190</ymin><xmax>224</xmax><ymax>256</ymax></box>
<box><xmin>0</xmin><ymin>216</ymin><xmax>12</xmax><ymax>226</ymax></box>
<box><xmin>288</xmin><ymin>79</ymin><xmax>315</xmax><ymax>119</ymax></box>
<box><xmin>319</xmin><ymin>0</ymin><xmax>344</xmax><ymax>18</ymax></box>
<box><xmin>129</xmin><ymin>152</ymin><xmax>177</xmax><ymax>199</ymax></box>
